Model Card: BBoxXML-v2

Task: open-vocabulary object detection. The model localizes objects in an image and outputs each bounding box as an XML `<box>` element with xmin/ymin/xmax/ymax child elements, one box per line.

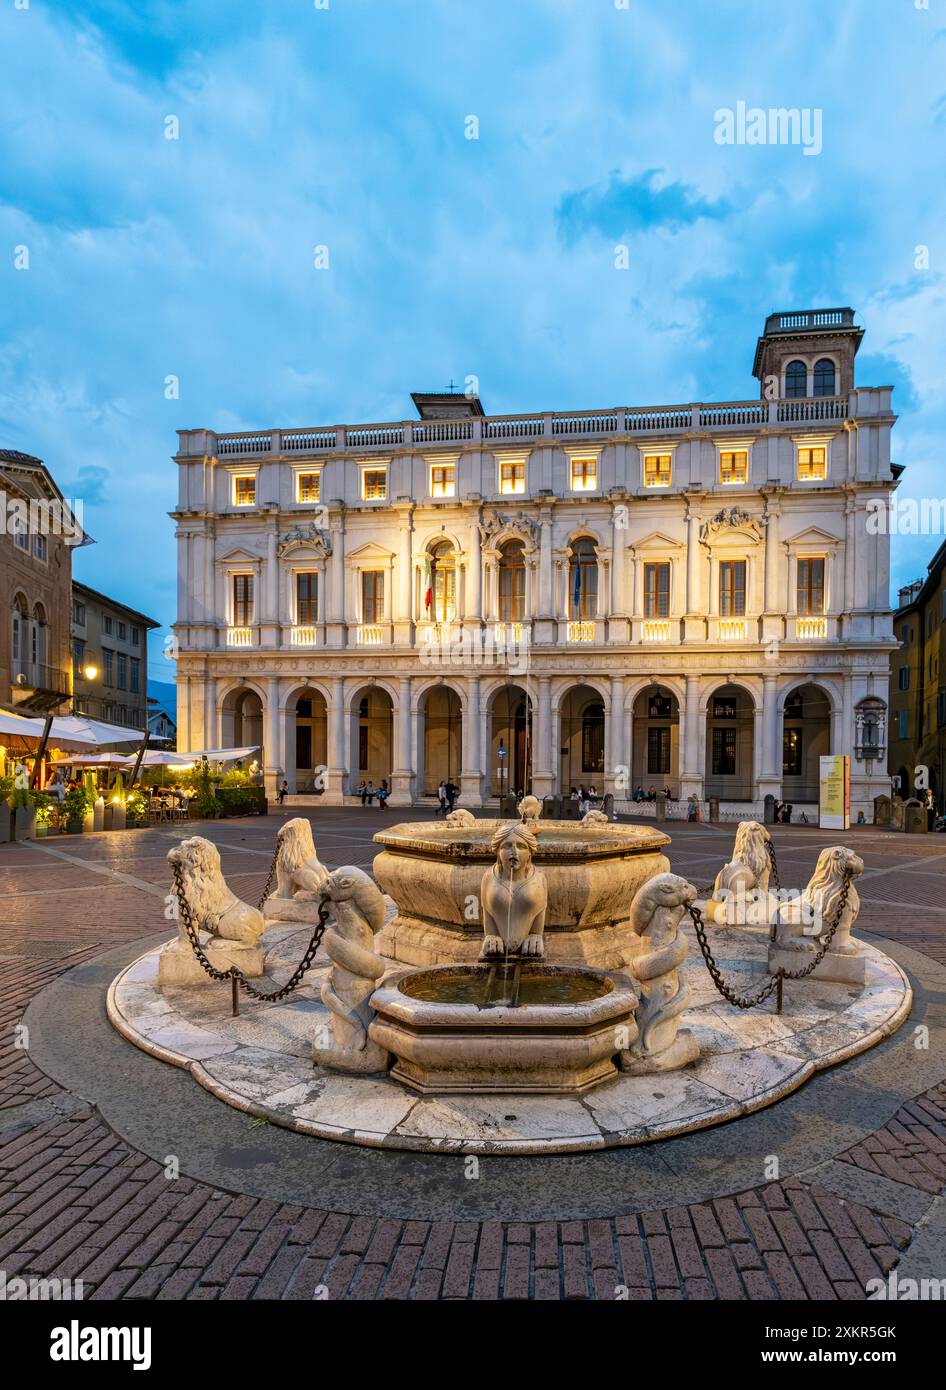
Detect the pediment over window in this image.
<box><xmin>347</xmin><ymin>542</ymin><xmax>394</xmax><ymax>564</ymax></box>
<box><xmin>628</xmin><ymin>530</ymin><xmax>681</xmax><ymax>553</ymax></box>
<box><xmin>218</xmin><ymin>546</ymin><xmax>261</xmax><ymax>565</ymax></box>
<box><xmin>782</xmin><ymin>525</ymin><xmax>841</xmax><ymax>550</ymax></box>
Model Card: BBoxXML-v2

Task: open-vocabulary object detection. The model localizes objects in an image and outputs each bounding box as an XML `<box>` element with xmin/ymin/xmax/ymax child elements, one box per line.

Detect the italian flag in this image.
<box><xmin>424</xmin><ymin>556</ymin><xmax>432</xmax><ymax>613</ymax></box>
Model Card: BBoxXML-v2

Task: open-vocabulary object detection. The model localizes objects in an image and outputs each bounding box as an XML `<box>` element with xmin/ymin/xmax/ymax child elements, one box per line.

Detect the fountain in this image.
<box><xmin>107</xmin><ymin>813</ymin><xmax>913</xmax><ymax>1155</ymax></box>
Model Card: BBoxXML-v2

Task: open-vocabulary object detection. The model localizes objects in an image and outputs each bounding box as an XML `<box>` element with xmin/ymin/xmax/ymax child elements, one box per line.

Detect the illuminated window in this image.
<box><xmin>297</xmin><ymin>472</ymin><xmax>320</xmax><ymax>503</ymax></box>
<box><xmin>498</xmin><ymin>541</ymin><xmax>525</xmax><ymax>621</ymax></box>
<box><xmin>644</xmin><ymin>562</ymin><xmax>671</xmax><ymax>618</ymax></box>
<box><xmin>782</xmin><ymin>727</ymin><xmax>802</xmax><ymax>776</ymax></box>
<box><xmin>796</xmin><ymin>558</ymin><xmax>825</xmax><ymax>614</ymax></box>
<box><xmin>233</xmin><ymin>574</ymin><xmax>254</xmax><ymax>626</ymax></box>
<box><xmin>499</xmin><ymin>460</ymin><xmax>525</xmax><ymax>495</ymax></box>
<box><xmin>797</xmin><ymin>445</ymin><xmax>826</xmax><ymax>480</ymax></box>
<box><xmin>644</xmin><ymin>453</ymin><xmax>672</xmax><ymax>487</ymax></box>
<box><xmin>362</xmin><ymin>469</ymin><xmax>387</xmax><ymax>501</ymax></box>
<box><xmin>719</xmin><ymin>450</ymin><xmax>748</xmax><ymax>484</ymax></box>
<box><xmin>570</xmin><ymin>456</ymin><xmax>597</xmax><ymax>491</ymax></box>
<box><xmin>233</xmin><ymin>475</ymin><xmax>256</xmax><ymax>507</ymax></box>
<box><xmin>296</xmin><ymin>572</ymin><xmax>318</xmax><ymax>625</ymax></box>
<box><xmin>719</xmin><ymin>560</ymin><xmax>746</xmax><ymax>616</ymax></box>
<box><xmin>361</xmin><ymin>570</ymin><xmax>384</xmax><ymax>623</ymax></box>
<box><xmin>430</xmin><ymin>463</ymin><xmax>455</xmax><ymax>498</ymax></box>
<box><xmin>568</xmin><ymin>539</ymin><xmax>598</xmax><ymax>620</ymax></box>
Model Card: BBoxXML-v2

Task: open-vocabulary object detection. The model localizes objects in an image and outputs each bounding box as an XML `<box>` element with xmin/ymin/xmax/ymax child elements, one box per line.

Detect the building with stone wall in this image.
<box><xmin>171</xmin><ymin>308</ymin><xmax>897</xmax><ymax>817</ymax></box>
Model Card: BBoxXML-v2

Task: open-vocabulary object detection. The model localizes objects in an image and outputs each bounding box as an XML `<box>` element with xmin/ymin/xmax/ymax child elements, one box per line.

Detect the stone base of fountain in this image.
<box><xmin>368</xmin><ymin>965</ymin><xmax>639</xmax><ymax>1094</ymax></box>
<box><xmin>157</xmin><ymin>937</ymin><xmax>263</xmax><ymax>987</ymax></box>
<box><xmin>768</xmin><ymin>941</ymin><xmax>867</xmax><ymax>987</ymax></box>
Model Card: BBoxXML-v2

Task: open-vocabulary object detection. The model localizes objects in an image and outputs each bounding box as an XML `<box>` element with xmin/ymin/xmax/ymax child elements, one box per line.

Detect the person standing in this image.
<box><xmin>445</xmin><ymin>780</ymin><xmax>458</xmax><ymax>813</ymax></box>
<box><xmin>277</xmin><ymin>780</ymin><xmax>288</xmax><ymax>805</ymax></box>
<box><xmin>437</xmin><ymin>780</ymin><xmax>447</xmax><ymax>815</ymax></box>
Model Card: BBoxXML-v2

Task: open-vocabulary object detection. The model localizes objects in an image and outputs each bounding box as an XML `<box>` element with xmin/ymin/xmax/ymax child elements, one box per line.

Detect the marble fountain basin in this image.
<box><xmin>373</xmin><ymin>820</ymin><xmax>671</xmax><ymax>969</ymax></box>
<box><xmin>368</xmin><ymin>964</ymin><xmax>639</xmax><ymax>1095</ymax></box>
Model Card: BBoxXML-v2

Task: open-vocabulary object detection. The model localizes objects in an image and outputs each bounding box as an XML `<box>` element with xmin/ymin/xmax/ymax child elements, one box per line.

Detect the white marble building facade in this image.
<box><xmin>171</xmin><ymin>309</ymin><xmax>897</xmax><ymax>816</ymax></box>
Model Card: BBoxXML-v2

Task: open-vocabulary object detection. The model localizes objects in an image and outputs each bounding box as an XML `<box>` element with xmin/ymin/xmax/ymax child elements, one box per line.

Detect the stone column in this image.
<box><xmin>391</xmin><ymin>675</ymin><xmax>413</xmax><ymax>805</ymax></box>
<box><xmin>263</xmin><ymin>675</ymin><xmax>281</xmax><ymax>798</ymax></box>
<box><xmin>327</xmin><ymin>675</ymin><xmax>347</xmax><ymax>803</ymax></box>
<box><xmin>681</xmin><ymin>674</ymin><xmax>702</xmax><ymax>801</ymax></box>
<box><xmin>607</xmin><ymin>674</ymin><xmax>626</xmax><ymax>798</ymax></box>
<box><xmin>758</xmin><ymin>673</ymin><xmax>781</xmax><ymax>805</ymax></box>
<box><xmin>532</xmin><ymin>677</ymin><xmax>554</xmax><ymax>800</ymax></box>
<box><xmin>762</xmin><ymin>494</ymin><xmax>782</xmax><ymax>642</ymax></box>
<box><xmin>395</xmin><ymin>508</ymin><xmax>413</xmax><ymax>644</ymax></box>
<box><xmin>683</xmin><ymin>500</ymin><xmax>705</xmax><ymax>640</ymax></box>
<box><xmin>609</xmin><ymin>507</ymin><xmax>627</xmax><ymax>642</ymax></box>
<box><xmin>328</xmin><ymin>506</ymin><xmax>346</xmax><ymax>647</ymax></box>
<box><xmin>461</xmin><ymin>675</ymin><xmax>483</xmax><ymax>806</ymax></box>
<box><xmin>466</xmin><ymin>533</ymin><xmax>482</xmax><ymax>626</ymax></box>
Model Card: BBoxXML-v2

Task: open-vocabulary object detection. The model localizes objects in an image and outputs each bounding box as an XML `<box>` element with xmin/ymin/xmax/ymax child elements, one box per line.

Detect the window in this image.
<box><xmin>499</xmin><ymin>459</ymin><xmax>526</xmax><ymax>495</ymax></box>
<box><xmin>104</xmin><ymin>615</ymin><xmax>113</xmax><ymax>635</ymax></box>
<box><xmin>103</xmin><ymin>648</ymin><xmax>114</xmax><ymax>685</ymax></box>
<box><xmin>362</xmin><ymin>468</ymin><xmax>387</xmax><ymax>501</ymax></box>
<box><xmin>813</xmin><ymin>358</ymin><xmax>836</xmax><ymax>397</ymax></box>
<box><xmin>117</xmin><ymin>653</ymin><xmax>127</xmax><ymax>689</ymax></box>
<box><xmin>428</xmin><ymin>542</ymin><xmax>456</xmax><ymax>623</ymax></box>
<box><xmin>785</xmin><ymin>360</ymin><xmax>808</xmax><ymax>398</ymax></box>
<box><xmin>72</xmin><ymin>638</ymin><xmax>85</xmax><ymax>673</ymax></box>
<box><xmin>233</xmin><ymin>574</ymin><xmax>254</xmax><ymax>627</ymax></box>
<box><xmin>233</xmin><ymin>475</ymin><xmax>256</xmax><ymax>507</ymax></box>
<box><xmin>649</xmin><ymin>695</ymin><xmax>673</xmax><ymax>719</ymax></box>
<box><xmin>899</xmin><ymin>710</ymin><xmax>909</xmax><ymax>739</ymax></box>
<box><xmin>13</xmin><ymin>523</ymin><xmax>28</xmax><ymax>551</ymax></box>
<box><xmin>719</xmin><ymin>449</ymin><xmax>748</xmax><ymax>484</ymax></box>
<box><xmin>713</xmin><ymin>697</ymin><xmax>737</xmax><ymax>719</ymax></box>
<box><xmin>118</xmin><ymin>621</ymin><xmax>126</xmax><ymax>641</ymax></box>
<box><xmin>719</xmin><ymin>560</ymin><xmax>746</xmax><ymax>617</ymax></box>
<box><xmin>782</xmin><ymin>728</ymin><xmax>802</xmax><ymax>777</ymax></box>
<box><xmin>361</xmin><ymin>570</ymin><xmax>384</xmax><ymax>624</ymax></box>
<box><xmin>131</xmin><ymin>626</ymin><xmax>140</xmax><ymax>645</ymax></box>
<box><xmin>643</xmin><ymin>453</ymin><xmax>672</xmax><ymax>487</ymax></box>
<box><xmin>359</xmin><ymin>725</ymin><xmax>369</xmax><ymax>771</ymax></box>
<box><xmin>11</xmin><ymin>596</ymin><xmax>28</xmax><ymax>670</ymax></box>
<box><xmin>296</xmin><ymin>572</ymin><xmax>318</xmax><ymax>625</ymax></box>
<box><xmin>898</xmin><ymin>666</ymin><xmax>910</xmax><ymax>691</ymax></box>
<box><xmin>33</xmin><ymin>534</ymin><xmax>47</xmax><ymax>561</ymax></box>
<box><xmin>796</xmin><ymin>557</ymin><xmax>825</xmax><ymax>615</ymax></box>
<box><xmin>130</xmin><ymin>657</ymin><xmax>140</xmax><ymax>694</ymax></box>
<box><xmin>797</xmin><ymin>445</ymin><xmax>826</xmax><ymax>480</ymax></box>
<box><xmin>712</xmin><ymin>727</ymin><xmax>736</xmax><ymax>776</ymax></box>
<box><xmin>498</xmin><ymin>541</ymin><xmax>526</xmax><ymax>622</ymax></box>
<box><xmin>928</xmin><ymin>609</ymin><xmax>936</xmax><ymax>638</ymax></box>
<box><xmin>644</xmin><ymin>562</ymin><xmax>671</xmax><ymax>618</ymax></box>
<box><xmin>430</xmin><ymin>463</ymin><xmax>455</xmax><ymax>498</ymax></box>
<box><xmin>297</xmin><ymin>472</ymin><xmax>320</xmax><ymax>503</ymax></box>
<box><xmin>570</xmin><ymin>456</ymin><xmax>597</xmax><ymax>492</ymax></box>
<box><xmin>72</xmin><ymin>599</ymin><xmax>86</xmax><ymax>625</ymax></box>
<box><xmin>647</xmin><ymin>726</ymin><xmax>671</xmax><ymax>775</ymax></box>
<box><xmin>568</xmin><ymin>539</ymin><xmax>598</xmax><ymax>620</ymax></box>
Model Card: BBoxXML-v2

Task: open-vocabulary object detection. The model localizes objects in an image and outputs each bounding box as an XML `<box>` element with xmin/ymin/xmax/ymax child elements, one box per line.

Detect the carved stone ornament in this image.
<box><xmin>478</xmin><ymin>510</ymin><xmax>539</xmax><ymax>548</ymax></box>
<box><xmin>277</xmin><ymin>523</ymin><xmax>333</xmax><ymax>559</ymax></box>
<box><xmin>698</xmin><ymin>506</ymin><xmax>763</xmax><ymax>546</ymax></box>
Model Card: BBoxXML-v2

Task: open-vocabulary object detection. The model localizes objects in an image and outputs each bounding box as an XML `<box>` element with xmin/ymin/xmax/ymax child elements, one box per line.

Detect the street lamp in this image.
<box><xmin>82</xmin><ymin>663</ymin><xmax>98</xmax><ymax>681</ymax></box>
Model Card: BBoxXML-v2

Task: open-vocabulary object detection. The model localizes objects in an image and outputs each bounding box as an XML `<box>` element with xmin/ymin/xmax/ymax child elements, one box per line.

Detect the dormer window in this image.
<box><xmin>785</xmin><ymin>360</ymin><xmax>808</xmax><ymax>398</ymax></box>
<box><xmin>813</xmin><ymin>358</ymin><xmax>836</xmax><ymax>397</ymax></box>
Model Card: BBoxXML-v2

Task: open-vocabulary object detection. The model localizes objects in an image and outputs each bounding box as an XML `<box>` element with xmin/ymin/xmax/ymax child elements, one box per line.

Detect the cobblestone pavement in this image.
<box><xmin>2</xmin><ymin>811</ymin><xmax>945</xmax><ymax>1300</ymax></box>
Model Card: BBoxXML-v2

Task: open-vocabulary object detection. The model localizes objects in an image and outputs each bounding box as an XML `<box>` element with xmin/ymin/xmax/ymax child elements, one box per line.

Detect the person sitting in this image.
<box><xmin>632</xmin><ymin>785</ymin><xmax>645</xmax><ymax>802</ymax></box>
<box><xmin>377</xmin><ymin>779</ymin><xmax>389</xmax><ymax>808</ymax></box>
<box><xmin>365</xmin><ymin>781</ymin><xmax>376</xmax><ymax>805</ymax></box>
<box><xmin>663</xmin><ymin>786</ymin><xmax>674</xmax><ymax>801</ymax></box>
<box><xmin>647</xmin><ymin>785</ymin><xmax>657</xmax><ymax>801</ymax></box>
<box><xmin>277</xmin><ymin>780</ymin><xmax>288</xmax><ymax>805</ymax></box>
<box><xmin>356</xmin><ymin>780</ymin><xmax>368</xmax><ymax>806</ymax></box>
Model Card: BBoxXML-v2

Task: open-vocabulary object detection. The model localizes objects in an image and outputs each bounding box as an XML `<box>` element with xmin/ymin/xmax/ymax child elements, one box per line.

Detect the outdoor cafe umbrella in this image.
<box><xmin>179</xmin><ymin>746</ymin><xmax>259</xmax><ymax>762</ymax></box>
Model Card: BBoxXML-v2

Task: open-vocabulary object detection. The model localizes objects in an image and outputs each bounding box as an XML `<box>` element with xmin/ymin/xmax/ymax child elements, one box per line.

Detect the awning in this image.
<box><xmin>179</xmin><ymin>746</ymin><xmax>259</xmax><ymax>762</ymax></box>
<box><xmin>46</xmin><ymin>715</ymin><xmax>147</xmax><ymax>748</ymax></box>
<box><xmin>50</xmin><ymin>752</ymin><xmax>135</xmax><ymax>767</ymax></box>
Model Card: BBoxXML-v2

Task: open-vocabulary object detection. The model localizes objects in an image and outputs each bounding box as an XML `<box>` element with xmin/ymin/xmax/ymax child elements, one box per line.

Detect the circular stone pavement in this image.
<box><xmin>107</xmin><ymin>922</ymin><xmax>912</xmax><ymax>1155</ymax></box>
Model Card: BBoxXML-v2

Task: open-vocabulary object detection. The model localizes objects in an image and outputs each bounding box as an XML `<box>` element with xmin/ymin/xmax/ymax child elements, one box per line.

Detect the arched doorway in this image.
<box><xmin>421</xmin><ymin>686</ymin><xmax>462</xmax><ymax>795</ymax></box>
<box><xmin>292</xmin><ymin>688</ymin><xmax>328</xmax><ymax>793</ymax></box>
<box><xmin>489</xmin><ymin>684</ymin><xmax>533</xmax><ymax>798</ymax></box>
<box><xmin>221</xmin><ymin>688</ymin><xmax>263</xmax><ymax>764</ymax></box>
<box><xmin>705</xmin><ymin>684</ymin><xmax>754</xmax><ymax>801</ymax></box>
<box><xmin>559</xmin><ymin>684</ymin><xmax>605</xmax><ymax>793</ymax></box>
<box><xmin>632</xmin><ymin>685</ymin><xmax>680</xmax><ymax>795</ymax></box>
<box><xmin>350</xmin><ymin>686</ymin><xmax>393</xmax><ymax>789</ymax></box>
<box><xmin>782</xmin><ymin>684</ymin><xmax>831</xmax><ymax>804</ymax></box>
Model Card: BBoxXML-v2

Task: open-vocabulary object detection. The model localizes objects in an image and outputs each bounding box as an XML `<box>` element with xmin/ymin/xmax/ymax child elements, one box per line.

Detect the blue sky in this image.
<box><xmin>2</xmin><ymin>0</ymin><xmax>945</xmax><ymax>683</ymax></box>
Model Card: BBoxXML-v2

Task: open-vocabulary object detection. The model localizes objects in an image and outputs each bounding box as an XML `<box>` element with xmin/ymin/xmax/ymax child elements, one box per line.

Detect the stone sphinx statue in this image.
<box><xmin>262</xmin><ymin>817</ymin><xmax>330</xmax><ymax>923</ymax></box>
<box><xmin>517</xmin><ymin>794</ymin><xmax>543</xmax><ymax>823</ymax></box>
<box><xmin>769</xmin><ymin>846</ymin><xmax>865</xmax><ymax>985</ymax></box>
<box><xmin>314</xmin><ymin>866</ymin><xmax>391</xmax><ymax>1074</ymax></box>
<box><xmin>703</xmin><ymin>821</ymin><xmax>775</xmax><ymax>927</ymax></box>
<box><xmin>620</xmin><ymin>873</ymin><xmax>699</xmax><ymax>1074</ymax></box>
<box><xmin>445</xmin><ymin>808</ymin><xmax>476</xmax><ymax>827</ymax></box>
<box><xmin>160</xmin><ymin>836</ymin><xmax>268</xmax><ymax>985</ymax></box>
<box><xmin>479</xmin><ymin>821</ymin><xmax>548</xmax><ymax>960</ymax></box>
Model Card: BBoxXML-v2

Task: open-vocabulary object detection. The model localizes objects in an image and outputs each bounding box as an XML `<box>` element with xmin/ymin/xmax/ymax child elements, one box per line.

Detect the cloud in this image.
<box><xmin>556</xmin><ymin>169</ymin><xmax>734</xmax><ymax>246</ymax></box>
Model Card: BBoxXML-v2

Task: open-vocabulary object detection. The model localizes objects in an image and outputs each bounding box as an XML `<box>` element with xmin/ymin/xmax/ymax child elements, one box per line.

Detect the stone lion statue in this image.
<box><xmin>274</xmin><ymin>816</ymin><xmax>329</xmax><ymax>899</ymax></box>
<box><xmin>314</xmin><ymin>866</ymin><xmax>390</xmax><ymax>1074</ymax></box>
<box><xmin>704</xmin><ymin>820</ymin><xmax>773</xmax><ymax>926</ymax></box>
<box><xmin>517</xmin><ymin>794</ymin><xmax>543</xmax><ymax>822</ymax></box>
<box><xmin>167</xmin><ymin>837</ymin><xmax>266</xmax><ymax>944</ymax></box>
<box><xmin>445</xmin><ymin>808</ymin><xmax>476</xmax><ymax>827</ymax></box>
<box><xmin>621</xmin><ymin>872</ymin><xmax>699</xmax><ymax>1074</ymax></box>
<box><xmin>582</xmin><ymin>809</ymin><xmax>609</xmax><ymax>825</ymax></box>
<box><xmin>776</xmin><ymin>846</ymin><xmax>863</xmax><ymax>953</ymax></box>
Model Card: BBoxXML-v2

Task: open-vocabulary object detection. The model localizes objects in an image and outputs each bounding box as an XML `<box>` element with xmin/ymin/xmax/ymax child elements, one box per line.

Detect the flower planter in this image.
<box><xmin>12</xmin><ymin>804</ymin><xmax>37</xmax><ymax>841</ymax></box>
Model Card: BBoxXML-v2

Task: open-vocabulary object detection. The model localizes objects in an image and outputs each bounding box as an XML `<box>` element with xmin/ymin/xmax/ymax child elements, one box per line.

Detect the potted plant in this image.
<box><xmin>11</xmin><ymin>787</ymin><xmax>36</xmax><ymax>841</ymax></box>
<box><xmin>32</xmin><ymin>793</ymin><xmax>52</xmax><ymax>838</ymax></box>
<box><xmin>62</xmin><ymin>787</ymin><xmax>87</xmax><ymax>834</ymax></box>
<box><xmin>125</xmin><ymin>790</ymin><xmax>147</xmax><ymax>827</ymax></box>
